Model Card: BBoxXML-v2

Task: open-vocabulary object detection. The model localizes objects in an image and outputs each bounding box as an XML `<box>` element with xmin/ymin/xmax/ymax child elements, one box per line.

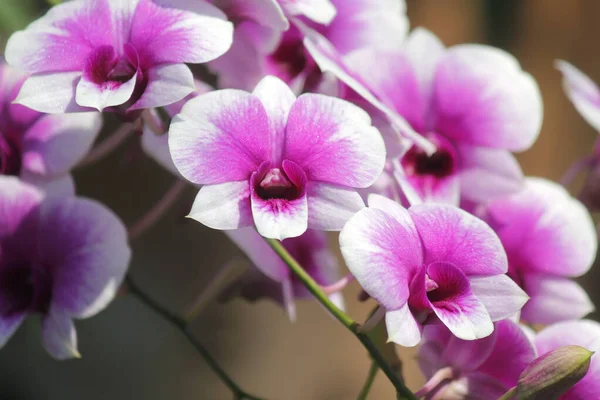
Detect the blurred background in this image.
<box><xmin>0</xmin><ymin>0</ymin><xmax>599</xmax><ymax>399</ymax></box>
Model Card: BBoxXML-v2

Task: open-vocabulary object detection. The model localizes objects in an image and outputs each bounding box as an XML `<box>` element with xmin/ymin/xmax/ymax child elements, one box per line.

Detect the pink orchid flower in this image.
<box><xmin>340</xmin><ymin>194</ymin><xmax>528</xmax><ymax>346</ymax></box>
<box><xmin>210</xmin><ymin>0</ymin><xmax>408</xmax><ymax>93</ymax></box>
<box><xmin>305</xmin><ymin>27</ymin><xmax>542</xmax><ymax>205</ymax></box>
<box><xmin>0</xmin><ymin>176</ymin><xmax>130</xmax><ymax>359</ymax></box>
<box><xmin>0</xmin><ymin>60</ymin><xmax>101</xmax><ymax>194</ymax></box>
<box><xmin>483</xmin><ymin>178</ymin><xmax>597</xmax><ymax>324</ymax></box>
<box><xmin>534</xmin><ymin>320</ymin><xmax>600</xmax><ymax>399</ymax></box>
<box><xmin>222</xmin><ymin>228</ymin><xmax>343</xmax><ymax>321</ymax></box>
<box><xmin>417</xmin><ymin>320</ymin><xmax>536</xmax><ymax>399</ymax></box>
<box><xmin>168</xmin><ymin>75</ymin><xmax>385</xmax><ymax>240</ymax></box>
<box><xmin>5</xmin><ymin>0</ymin><xmax>233</xmax><ymax>114</ymax></box>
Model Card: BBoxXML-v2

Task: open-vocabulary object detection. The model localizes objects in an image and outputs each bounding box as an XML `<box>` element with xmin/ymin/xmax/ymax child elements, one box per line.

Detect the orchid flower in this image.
<box><xmin>5</xmin><ymin>0</ymin><xmax>233</xmax><ymax>115</ymax></box>
<box><xmin>0</xmin><ymin>60</ymin><xmax>101</xmax><ymax>194</ymax></box>
<box><xmin>0</xmin><ymin>176</ymin><xmax>130</xmax><ymax>359</ymax></box>
<box><xmin>304</xmin><ymin>28</ymin><xmax>542</xmax><ymax>205</ymax></box>
<box><xmin>340</xmin><ymin>194</ymin><xmax>528</xmax><ymax>346</ymax></box>
<box><xmin>483</xmin><ymin>177</ymin><xmax>597</xmax><ymax>324</ymax></box>
<box><xmin>168</xmin><ymin>75</ymin><xmax>385</xmax><ymax>240</ymax></box>
<box><xmin>417</xmin><ymin>320</ymin><xmax>536</xmax><ymax>399</ymax></box>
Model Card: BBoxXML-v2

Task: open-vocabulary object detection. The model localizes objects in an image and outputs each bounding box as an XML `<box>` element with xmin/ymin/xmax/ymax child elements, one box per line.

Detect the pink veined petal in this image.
<box><xmin>131</xmin><ymin>0</ymin><xmax>233</xmax><ymax>65</ymax></box>
<box><xmin>284</xmin><ymin>93</ymin><xmax>385</xmax><ymax>188</ymax></box>
<box><xmin>21</xmin><ymin>112</ymin><xmax>102</xmax><ymax>177</ymax></box>
<box><xmin>403</xmin><ymin>28</ymin><xmax>445</xmax><ymax>127</ymax></box>
<box><xmin>385</xmin><ymin>303</ymin><xmax>423</xmax><ymax>347</ymax></box>
<box><xmin>253</xmin><ymin>75</ymin><xmax>297</xmax><ymax>163</ymax></box>
<box><xmin>39</xmin><ymin>197</ymin><xmax>131</xmax><ymax>319</ymax></box>
<box><xmin>302</xmin><ymin>27</ymin><xmax>435</xmax><ymax>153</ymax></box>
<box><xmin>478</xmin><ymin>319</ymin><xmax>537</xmax><ymax>388</ymax></box>
<box><xmin>128</xmin><ymin>63</ymin><xmax>195</xmax><ymax>110</ymax></box>
<box><xmin>468</xmin><ymin>274</ymin><xmax>529</xmax><ymax>321</ymax></box>
<box><xmin>556</xmin><ymin>60</ymin><xmax>600</xmax><ymax>132</ymax></box>
<box><xmin>409</xmin><ymin>203</ymin><xmax>508</xmax><ymax>276</ymax></box>
<box><xmin>534</xmin><ymin>320</ymin><xmax>600</xmax><ymax>400</ymax></box>
<box><xmin>0</xmin><ymin>312</ymin><xmax>27</xmax><ymax>349</ymax></box>
<box><xmin>168</xmin><ymin>89</ymin><xmax>273</xmax><ymax>184</ymax></box>
<box><xmin>279</xmin><ymin>0</ymin><xmax>336</xmax><ymax>24</ymax></box>
<box><xmin>306</xmin><ymin>182</ymin><xmax>364</xmax><ymax>231</ymax></box>
<box><xmin>5</xmin><ymin>0</ymin><xmax>114</xmax><ymax>74</ymax></box>
<box><xmin>520</xmin><ymin>272</ymin><xmax>594</xmax><ymax>324</ymax></box>
<box><xmin>425</xmin><ymin>261</ymin><xmax>494</xmax><ymax>341</ymax></box>
<box><xmin>208</xmin><ymin>21</ymin><xmax>273</xmax><ymax>91</ymax></box>
<box><xmin>339</xmin><ymin>204</ymin><xmax>423</xmax><ymax>310</ymax></box>
<box><xmin>75</xmin><ymin>69</ymin><xmax>138</xmax><ymax>112</ymax></box>
<box><xmin>225</xmin><ymin>227</ymin><xmax>289</xmax><ymax>282</ymax></box>
<box><xmin>188</xmin><ymin>181</ymin><xmax>253</xmax><ymax>230</ymax></box>
<box><xmin>41</xmin><ymin>308</ymin><xmax>79</xmax><ymax>360</ymax></box>
<box><xmin>213</xmin><ymin>0</ymin><xmax>288</xmax><ymax>31</ymax></box>
<box><xmin>487</xmin><ymin>177</ymin><xmax>597</xmax><ymax>277</ymax></box>
<box><xmin>441</xmin><ymin>327</ymin><xmax>498</xmax><ymax>372</ymax></box>
<box><xmin>326</xmin><ymin>0</ymin><xmax>409</xmax><ymax>55</ymax></box>
<box><xmin>14</xmin><ymin>72</ymin><xmax>92</xmax><ymax>114</ymax></box>
<box><xmin>250</xmin><ymin>160</ymin><xmax>308</xmax><ymax>240</ymax></box>
<box><xmin>432</xmin><ymin>44</ymin><xmax>542</xmax><ymax>152</ymax></box>
<box><xmin>457</xmin><ymin>145</ymin><xmax>524</xmax><ymax>204</ymax></box>
<box><xmin>0</xmin><ymin>176</ymin><xmax>43</xmax><ymax>239</ymax></box>
<box><xmin>343</xmin><ymin>49</ymin><xmax>425</xmax><ymax>131</ymax></box>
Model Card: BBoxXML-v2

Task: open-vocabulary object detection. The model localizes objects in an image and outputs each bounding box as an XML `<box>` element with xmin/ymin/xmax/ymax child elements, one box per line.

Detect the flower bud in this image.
<box><xmin>516</xmin><ymin>345</ymin><xmax>594</xmax><ymax>399</ymax></box>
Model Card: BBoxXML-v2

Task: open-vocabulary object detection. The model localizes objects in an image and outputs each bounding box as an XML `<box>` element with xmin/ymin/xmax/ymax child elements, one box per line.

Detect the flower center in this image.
<box><xmin>84</xmin><ymin>45</ymin><xmax>138</xmax><ymax>87</ymax></box>
<box><xmin>255</xmin><ymin>168</ymin><xmax>301</xmax><ymax>200</ymax></box>
<box><xmin>402</xmin><ymin>146</ymin><xmax>455</xmax><ymax>179</ymax></box>
<box><xmin>0</xmin><ymin>132</ymin><xmax>22</xmax><ymax>176</ymax></box>
<box><xmin>0</xmin><ymin>262</ymin><xmax>53</xmax><ymax>317</ymax></box>
<box><xmin>268</xmin><ymin>28</ymin><xmax>308</xmax><ymax>81</ymax></box>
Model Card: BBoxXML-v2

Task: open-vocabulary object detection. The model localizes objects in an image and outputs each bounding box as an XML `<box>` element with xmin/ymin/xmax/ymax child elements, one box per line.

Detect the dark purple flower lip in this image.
<box><xmin>84</xmin><ymin>44</ymin><xmax>139</xmax><ymax>88</ymax></box>
<box><xmin>0</xmin><ymin>262</ymin><xmax>52</xmax><ymax>317</ymax></box>
<box><xmin>253</xmin><ymin>160</ymin><xmax>306</xmax><ymax>201</ymax></box>
<box><xmin>402</xmin><ymin>134</ymin><xmax>458</xmax><ymax>179</ymax></box>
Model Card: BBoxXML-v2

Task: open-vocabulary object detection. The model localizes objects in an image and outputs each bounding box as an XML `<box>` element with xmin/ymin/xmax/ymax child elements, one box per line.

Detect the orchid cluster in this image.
<box><xmin>2</xmin><ymin>0</ymin><xmax>600</xmax><ymax>399</ymax></box>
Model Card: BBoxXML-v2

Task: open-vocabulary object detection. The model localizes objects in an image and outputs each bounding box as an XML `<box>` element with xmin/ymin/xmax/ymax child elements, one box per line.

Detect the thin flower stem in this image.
<box><xmin>78</xmin><ymin>122</ymin><xmax>134</xmax><ymax>168</ymax></box>
<box><xmin>413</xmin><ymin>367</ymin><xmax>454</xmax><ymax>398</ymax></box>
<box><xmin>125</xmin><ymin>274</ymin><xmax>266</xmax><ymax>400</ymax></box>
<box><xmin>142</xmin><ymin>109</ymin><xmax>167</xmax><ymax>135</ymax></box>
<box><xmin>321</xmin><ymin>273</ymin><xmax>355</xmax><ymax>294</ymax></box>
<box><xmin>265</xmin><ymin>238</ymin><xmax>417</xmax><ymax>400</ymax></box>
<box><xmin>560</xmin><ymin>155</ymin><xmax>595</xmax><ymax>187</ymax></box>
<box><xmin>128</xmin><ymin>179</ymin><xmax>188</xmax><ymax>240</ymax></box>
<box><xmin>357</xmin><ymin>362</ymin><xmax>379</xmax><ymax>400</ymax></box>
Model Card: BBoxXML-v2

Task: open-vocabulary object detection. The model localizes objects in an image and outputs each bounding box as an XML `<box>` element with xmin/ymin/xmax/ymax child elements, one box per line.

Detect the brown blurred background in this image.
<box><xmin>0</xmin><ymin>0</ymin><xmax>599</xmax><ymax>399</ymax></box>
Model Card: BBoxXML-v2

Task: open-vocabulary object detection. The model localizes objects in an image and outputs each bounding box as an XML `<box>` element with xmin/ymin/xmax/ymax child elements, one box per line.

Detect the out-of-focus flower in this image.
<box><xmin>210</xmin><ymin>0</ymin><xmax>409</xmax><ymax>93</ymax></box>
<box><xmin>0</xmin><ymin>176</ymin><xmax>130</xmax><ymax>359</ymax></box>
<box><xmin>221</xmin><ymin>228</ymin><xmax>343</xmax><ymax>320</ymax></box>
<box><xmin>168</xmin><ymin>75</ymin><xmax>385</xmax><ymax>240</ymax></box>
<box><xmin>0</xmin><ymin>60</ymin><xmax>101</xmax><ymax>194</ymax></box>
<box><xmin>305</xmin><ymin>28</ymin><xmax>542</xmax><ymax>205</ymax></box>
<box><xmin>417</xmin><ymin>320</ymin><xmax>536</xmax><ymax>399</ymax></box>
<box><xmin>5</xmin><ymin>0</ymin><xmax>233</xmax><ymax>115</ymax></box>
<box><xmin>533</xmin><ymin>320</ymin><xmax>600</xmax><ymax>399</ymax></box>
<box><xmin>141</xmin><ymin>80</ymin><xmax>213</xmax><ymax>176</ymax></box>
<box><xmin>556</xmin><ymin>60</ymin><xmax>600</xmax><ymax>211</ymax></box>
<box><xmin>483</xmin><ymin>177</ymin><xmax>597</xmax><ymax>324</ymax></box>
<box><xmin>340</xmin><ymin>194</ymin><xmax>527</xmax><ymax>346</ymax></box>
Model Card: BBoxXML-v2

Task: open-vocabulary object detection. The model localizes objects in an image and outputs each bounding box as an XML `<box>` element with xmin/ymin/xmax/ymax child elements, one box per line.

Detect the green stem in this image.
<box><xmin>125</xmin><ymin>274</ymin><xmax>265</xmax><ymax>400</ymax></box>
<box><xmin>265</xmin><ymin>239</ymin><xmax>416</xmax><ymax>400</ymax></box>
<box><xmin>357</xmin><ymin>362</ymin><xmax>379</xmax><ymax>400</ymax></box>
